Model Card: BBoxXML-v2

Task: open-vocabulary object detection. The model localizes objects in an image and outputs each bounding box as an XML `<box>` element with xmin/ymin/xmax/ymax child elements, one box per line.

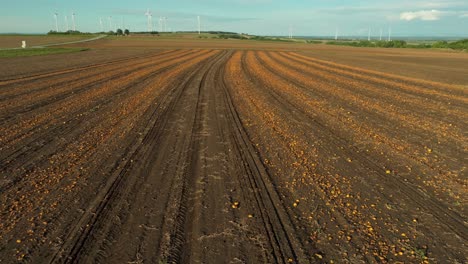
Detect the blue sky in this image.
<box><xmin>1</xmin><ymin>0</ymin><xmax>468</xmax><ymax>36</ymax></box>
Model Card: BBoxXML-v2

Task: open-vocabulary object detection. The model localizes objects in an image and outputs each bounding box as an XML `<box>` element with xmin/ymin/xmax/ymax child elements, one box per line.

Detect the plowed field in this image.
<box><xmin>0</xmin><ymin>49</ymin><xmax>466</xmax><ymax>263</ymax></box>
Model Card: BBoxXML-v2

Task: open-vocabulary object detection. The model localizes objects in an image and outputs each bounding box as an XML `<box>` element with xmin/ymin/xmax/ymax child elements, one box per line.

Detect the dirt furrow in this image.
<box><xmin>229</xmin><ymin>50</ymin><xmax>466</xmax><ymax>263</ymax></box>
<box><xmin>0</xmin><ymin>50</ymin><xmax>192</xmax><ymax>114</ymax></box>
<box><xmin>0</xmin><ymin>50</ymin><xmax>217</xmax><ymax>263</ymax></box>
<box><xmin>48</xmin><ymin>50</ymin><xmax>227</xmax><ymax>263</ymax></box>
<box><xmin>235</xmin><ymin>51</ymin><xmax>378</xmax><ymax>262</ymax></box>
<box><xmin>272</xmin><ymin>53</ymin><xmax>466</xmax><ymax>141</ymax></box>
<box><xmin>0</xmin><ymin>45</ymin><xmax>466</xmax><ymax>264</ymax></box>
<box><xmin>257</xmin><ymin>51</ymin><xmax>466</xmax><ymax>202</ymax></box>
<box><xmin>0</xmin><ymin>49</ymin><xmax>181</xmax><ymax>85</ymax></box>
<box><xmin>252</xmin><ymin>50</ymin><xmax>467</xmax><ymax>229</ymax></box>
<box><xmin>0</xmin><ymin>50</ymin><xmax>181</xmax><ymax>101</ymax></box>
<box><xmin>290</xmin><ymin>52</ymin><xmax>468</xmax><ymax>100</ymax></box>
<box><xmin>0</xmin><ymin>50</ymin><xmax>212</xmax><ymax>173</ymax></box>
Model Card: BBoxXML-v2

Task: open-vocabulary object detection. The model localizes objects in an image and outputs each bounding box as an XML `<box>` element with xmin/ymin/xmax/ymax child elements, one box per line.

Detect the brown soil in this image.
<box><xmin>0</xmin><ymin>40</ymin><xmax>467</xmax><ymax>263</ymax></box>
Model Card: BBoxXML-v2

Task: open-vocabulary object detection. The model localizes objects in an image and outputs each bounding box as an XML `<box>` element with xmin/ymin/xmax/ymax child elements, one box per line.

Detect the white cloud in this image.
<box><xmin>400</xmin><ymin>10</ymin><xmax>443</xmax><ymax>21</ymax></box>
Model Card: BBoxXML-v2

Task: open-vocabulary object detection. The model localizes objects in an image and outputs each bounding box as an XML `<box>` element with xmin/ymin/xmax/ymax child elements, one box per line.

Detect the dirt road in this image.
<box><xmin>0</xmin><ymin>49</ymin><xmax>466</xmax><ymax>263</ymax></box>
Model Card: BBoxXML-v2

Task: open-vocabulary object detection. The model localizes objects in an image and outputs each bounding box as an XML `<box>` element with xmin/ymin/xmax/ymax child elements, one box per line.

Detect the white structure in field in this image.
<box><xmin>198</xmin><ymin>16</ymin><xmax>201</xmax><ymax>34</ymax></box>
<box><xmin>368</xmin><ymin>28</ymin><xmax>371</xmax><ymax>41</ymax></box>
<box><xmin>72</xmin><ymin>12</ymin><xmax>76</xmax><ymax>31</ymax></box>
<box><xmin>99</xmin><ymin>17</ymin><xmax>104</xmax><ymax>32</ymax></box>
<box><xmin>145</xmin><ymin>9</ymin><xmax>153</xmax><ymax>32</ymax></box>
<box><xmin>21</xmin><ymin>41</ymin><xmax>26</xmax><ymax>48</ymax></box>
<box><xmin>335</xmin><ymin>27</ymin><xmax>338</xmax><ymax>40</ymax></box>
<box><xmin>54</xmin><ymin>12</ymin><xmax>59</xmax><ymax>32</ymax></box>
<box><xmin>65</xmin><ymin>15</ymin><xmax>69</xmax><ymax>31</ymax></box>
<box><xmin>380</xmin><ymin>28</ymin><xmax>383</xmax><ymax>41</ymax></box>
<box><xmin>388</xmin><ymin>26</ymin><xmax>392</xmax><ymax>41</ymax></box>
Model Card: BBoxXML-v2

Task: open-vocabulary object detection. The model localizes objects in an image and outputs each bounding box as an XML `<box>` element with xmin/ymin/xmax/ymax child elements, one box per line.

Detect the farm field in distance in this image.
<box><xmin>0</xmin><ymin>35</ymin><xmax>98</xmax><ymax>49</ymax></box>
<box><xmin>0</xmin><ymin>36</ymin><xmax>467</xmax><ymax>263</ymax></box>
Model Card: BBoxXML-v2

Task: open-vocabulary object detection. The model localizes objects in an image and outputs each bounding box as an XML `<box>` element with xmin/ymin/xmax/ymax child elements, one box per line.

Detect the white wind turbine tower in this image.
<box><xmin>108</xmin><ymin>16</ymin><xmax>112</xmax><ymax>32</ymax></box>
<box><xmin>388</xmin><ymin>25</ymin><xmax>392</xmax><ymax>41</ymax></box>
<box><xmin>380</xmin><ymin>28</ymin><xmax>383</xmax><ymax>41</ymax></box>
<box><xmin>149</xmin><ymin>14</ymin><xmax>153</xmax><ymax>32</ymax></box>
<box><xmin>368</xmin><ymin>28</ymin><xmax>371</xmax><ymax>41</ymax></box>
<box><xmin>145</xmin><ymin>9</ymin><xmax>152</xmax><ymax>32</ymax></box>
<box><xmin>100</xmin><ymin>17</ymin><xmax>103</xmax><ymax>32</ymax></box>
<box><xmin>164</xmin><ymin>17</ymin><xmax>168</xmax><ymax>32</ymax></box>
<box><xmin>335</xmin><ymin>27</ymin><xmax>338</xmax><ymax>40</ymax></box>
<box><xmin>159</xmin><ymin>17</ymin><xmax>163</xmax><ymax>32</ymax></box>
<box><xmin>289</xmin><ymin>24</ymin><xmax>293</xmax><ymax>39</ymax></box>
<box><xmin>54</xmin><ymin>12</ymin><xmax>59</xmax><ymax>32</ymax></box>
<box><xmin>197</xmin><ymin>16</ymin><xmax>201</xmax><ymax>34</ymax></box>
<box><xmin>72</xmin><ymin>12</ymin><xmax>76</xmax><ymax>31</ymax></box>
<box><xmin>65</xmin><ymin>15</ymin><xmax>69</xmax><ymax>31</ymax></box>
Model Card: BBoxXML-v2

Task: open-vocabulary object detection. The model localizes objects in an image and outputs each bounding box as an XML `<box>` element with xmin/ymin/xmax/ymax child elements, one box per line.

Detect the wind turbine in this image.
<box><xmin>54</xmin><ymin>12</ymin><xmax>59</xmax><ymax>32</ymax></box>
<box><xmin>145</xmin><ymin>9</ymin><xmax>152</xmax><ymax>32</ymax></box>
<box><xmin>164</xmin><ymin>17</ymin><xmax>168</xmax><ymax>32</ymax></box>
<box><xmin>150</xmin><ymin>14</ymin><xmax>153</xmax><ymax>32</ymax></box>
<box><xmin>335</xmin><ymin>27</ymin><xmax>338</xmax><ymax>40</ymax></box>
<box><xmin>108</xmin><ymin>16</ymin><xmax>112</xmax><ymax>32</ymax></box>
<box><xmin>289</xmin><ymin>24</ymin><xmax>293</xmax><ymax>39</ymax></box>
<box><xmin>197</xmin><ymin>16</ymin><xmax>201</xmax><ymax>34</ymax></box>
<box><xmin>380</xmin><ymin>28</ymin><xmax>383</xmax><ymax>41</ymax></box>
<box><xmin>65</xmin><ymin>15</ymin><xmax>69</xmax><ymax>32</ymax></box>
<box><xmin>388</xmin><ymin>25</ymin><xmax>392</xmax><ymax>41</ymax></box>
<box><xmin>159</xmin><ymin>17</ymin><xmax>163</xmax><ymax>32</ymax></box>
<box><xmin>368</xmin><ymin>28</ymin><xmax>371</xmax><ymax>41</ymax></box>
<box><xmin>72</xmin><ymin>12</ymin><xmax>76</xmax><ymax>31</ymax></box>
<box><xmin>99</xmin><ymin>17</ymin><xmax>103</xmax><ymax>32</ymax></box>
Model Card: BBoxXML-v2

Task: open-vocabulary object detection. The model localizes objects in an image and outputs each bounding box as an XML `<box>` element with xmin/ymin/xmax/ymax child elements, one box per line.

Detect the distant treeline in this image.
<box><xmin>96</xmin><ymin>29</ymin><xmax>130</xmax><ymax>35</ymax></box>
<box><xmin>47</xmin><ymin>30</ymin><xmax>93</xmax><ymax>35</ymax></box>
<box><xmin>48</xmin><ymin>29</ymin><xmax>131</xmax><ymax>36</ymax></box>
<box><xmin>178</xmin><ymin>31</ymin><xmax>239</xmax><ymax>35</ymax></box>
<box><xmin>326</xmin><ymin>39</ymin><xmax>468</xmax><ymax>51</ymax></box>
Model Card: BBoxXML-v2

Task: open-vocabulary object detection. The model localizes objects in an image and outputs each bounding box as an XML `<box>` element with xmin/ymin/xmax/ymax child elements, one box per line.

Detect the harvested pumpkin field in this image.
<box><xmin>0</xmin><ymin>45</ymin><xmax>467</xmax><ymax>263</ymax></box>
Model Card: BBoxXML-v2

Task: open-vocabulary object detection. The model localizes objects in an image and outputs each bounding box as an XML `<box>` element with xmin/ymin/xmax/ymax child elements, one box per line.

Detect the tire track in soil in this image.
<box><xmin>234</xmin><ymin>50</ymin><xmax>467</xmax><ymax>262</ymax></box>
<box><xmin>47</xmin><ymin>50</ymin><xmax>309</xmax><ymax>264</ymax></box>
<box><xmin>0</xmin><ymin>50</ymin><xmax>212</xmax><ymax>195</ymax></box>
<box><xmin>1</xmin><ymin>47</ymin><xmax>466</xmax><ymax>263</ymax></box>
<box><xmin>235</xmin><ymin>51</ymin><xmax>374</xmax><ymax>263</ymax></box>
<box><xmin>0</xmin><ymin>50</ymin><xmax>217</xmax><ymax>263</ymax></box>
<box><xmin>44</xmin><ymin>50</ymin><xmax>220</xmax><ymax>263</ymax></box>
<box><xmin>2</xmin><ymin>50</ymin><xmax>208</xmax><ymax>163</ymax></box>
<box><xmin>164</xmin><ymin>50</ymin><xmax>308</xmax><ymax>264</ymax></box>
<box><xmin>260</xmin><ymin>49</ymin><xmax>467</xmax><ymax>235</ymax></box>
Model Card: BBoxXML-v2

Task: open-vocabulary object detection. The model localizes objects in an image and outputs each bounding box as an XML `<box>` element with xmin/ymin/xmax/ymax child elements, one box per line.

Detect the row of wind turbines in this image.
<box><xmin>53</xmin><ymin>12</ymin><xmax>77</xmax><ymax>32</ymax></box>
<box><xmin>287</xmin><ymin>25</ymin><xmax>394</xmax><ymax>41</ymax></box>
<box><xmin>98</xmin><ymin>16</ymin><xmax>127</xmax><ymax>33</ymax></box>
<box><xmin>143</xmin><ymin>9</ymin><xmax>202</xmax><ymax>34</ymax></box>
<box><xmin>334</xmin><ymin>26</ymin><xmax>393</xmax><ymax>41</ymax></box>
<box><xmin>144</xmin><ymin>9</ymin><xmax>169</xmax><ymax>32</ymax></box>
